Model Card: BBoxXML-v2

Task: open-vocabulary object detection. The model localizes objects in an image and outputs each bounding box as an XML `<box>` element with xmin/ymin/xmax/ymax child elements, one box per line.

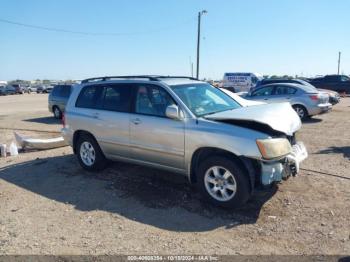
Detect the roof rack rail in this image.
<box><xmin>155</xmin><ymin>76</ymin><xmax>199</xmax><ymax>81</ymax></box>
<box><xmin>81</xmin><ymin>75</ymin><xmax>199</xmax><ymax>84</ymax></box>
<box><xmin>81</xmin><ymin>75</ymin><xmax>161</xmax><ymax>84</ymax></box>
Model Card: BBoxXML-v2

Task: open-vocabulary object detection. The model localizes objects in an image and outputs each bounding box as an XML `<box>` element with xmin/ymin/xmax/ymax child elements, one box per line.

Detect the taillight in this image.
<box><xmin>62</xmin><ymin>113</ymin><xmax>66</xmax><ymax>128</ymax></box>
<box><xmin>309</xmin><ymin>94</ymin><xmax>319</xmax><ymax>101</ymax></box>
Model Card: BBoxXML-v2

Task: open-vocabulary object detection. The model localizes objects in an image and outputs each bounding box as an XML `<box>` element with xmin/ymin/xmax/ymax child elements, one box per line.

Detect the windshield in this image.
<box><xmin>170</xmin><ymin>83</ymin><xmax>241</xmax><ymax>117</ymax></box>
<box><xmin>341</xmin><ymin>75</ymin><xmax>350</xmax><ymax>82</ymax></box>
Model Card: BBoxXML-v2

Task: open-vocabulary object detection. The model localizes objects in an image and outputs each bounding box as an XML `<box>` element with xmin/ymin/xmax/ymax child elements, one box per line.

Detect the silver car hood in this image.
<box><xmin>204</xmin><ymin>102</ymin><xmax>301</xmax><ymax>136</ymax></box>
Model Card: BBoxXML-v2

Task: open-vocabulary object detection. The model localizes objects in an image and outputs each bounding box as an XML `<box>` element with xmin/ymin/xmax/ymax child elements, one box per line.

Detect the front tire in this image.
<box><xmin>76</xmin><ymin>134</ymin><xmax>107</xmax><ymax>171</ymax></box>
<box><xmin>197</xmin><ymin>156</ymin><xmax>251</xmax><ymax>208</ymax></box>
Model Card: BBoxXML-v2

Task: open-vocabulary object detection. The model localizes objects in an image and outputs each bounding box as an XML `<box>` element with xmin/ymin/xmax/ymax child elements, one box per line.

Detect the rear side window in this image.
<box><xmin>275</xmin><ymin>86</ymin><xmax>297</xmax><ymax>95</ymax></box>
<box><xmin>76</xmin><ymin>85</ymin><xmax>103</xmax><ymax>109</ymax></box>
<box><xmin>52</xmin><ymin>86</ymin><xmax>61</xmax><ymax>96</ymax></box>
<box><xmin>60</xmin><ymin>85</ymin><xmax>71</xmax><ymax>97</ymax></box>
<box><xmin>102</xmin><ymin>85</ymin><xmax>132</xmax><ymax>112</ymax></box>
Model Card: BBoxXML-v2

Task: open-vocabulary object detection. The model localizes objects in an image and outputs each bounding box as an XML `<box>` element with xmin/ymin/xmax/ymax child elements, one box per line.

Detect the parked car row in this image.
<box><xmin>0</xmin><ymin>83</ymin><xmax>56</xmax><ymax>95</ymax></box>
<box><xmin>37</xmin><ymin>85</ymin><xmax>54</xmax><ymax>93</ymax></box>
<box><xmin>220</xmin><ymin>72</ymin><xmax>349</xmax><ymax>96</ymax></box>
<box><xmin>217</xmin><ymin>75</ymin><xmax>343</xmax><ymax>121</ymax></box>
<box><xmin>0</xmin><ymin>84</ymin><xmax>29</xmax><ymax>95</ymax></box>
<box><xmin>243</xmin><ymin>83</ymin><xmax>332</xmax><ymax>120</ymax></box>
<box><xmin>255</xmin><ymin>78</ymin><xmax>341</xmax><ymax>105</ymax></box>
<box><xmin>307</xmin><ymin>74</ymin><xmax>350</xmax><ymax>94</ymax></box>
<box><xmin>58</xmin><ymin>75</ymin><xmax>308</xmax><ymax>209</ymax></box>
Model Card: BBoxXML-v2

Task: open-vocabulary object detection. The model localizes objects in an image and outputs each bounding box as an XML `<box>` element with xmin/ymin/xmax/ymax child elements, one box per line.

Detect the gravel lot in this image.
<box><xmin>0</xmin><ymin>93</ymin><xmax>349</xmax><ymax>255</ymax></box>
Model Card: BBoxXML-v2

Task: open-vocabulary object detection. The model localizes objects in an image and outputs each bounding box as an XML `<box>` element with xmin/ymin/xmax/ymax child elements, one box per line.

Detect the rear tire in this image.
<box><xmin>53</xmin><ymin>106</ymin><xmax>62</xmax><ymax>119</ymax></box>
<box><xmin>292</xmin><ymin>105</ymin><xmax>308</xmax><ymax>120</ymax></box>
<box><xmin>76</xmin><ymin>134</ymin><xmax>107</xmax><ymax>171</ymax></box>
<box><xmin>197</xmin><ymin>156</ymin><xmax>251</xmax><ymax>208</ymax></box>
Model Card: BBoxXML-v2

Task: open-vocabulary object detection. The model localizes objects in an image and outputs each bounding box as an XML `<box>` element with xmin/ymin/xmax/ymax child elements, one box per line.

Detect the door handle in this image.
<box><xmin>264</xmin><ymin>98</ymin><xmax>269</xmax><ymax>100</ymax></box>
<box><xmin>131</xmin><ymin>118</ymin><xmax>141</xmax><ymax>125</ymax></box>
<box><xmin>92</xmin><ymin>112</ymin><xmax>100</xmax><ymax>119</ymax></box>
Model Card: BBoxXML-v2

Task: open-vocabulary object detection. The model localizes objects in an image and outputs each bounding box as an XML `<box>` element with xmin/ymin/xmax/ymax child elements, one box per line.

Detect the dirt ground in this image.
<box><xmin>0</xmin><ymin>93</ymin><xmax>349</xmax><ymax>255</ymax></box>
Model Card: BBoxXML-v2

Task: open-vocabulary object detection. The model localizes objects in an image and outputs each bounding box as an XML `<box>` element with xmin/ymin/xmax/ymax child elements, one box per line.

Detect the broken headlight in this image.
<box><xmin>256</xmin><ymin>138</ymin><xmax>292</xmax><ymax>160</ymax></box>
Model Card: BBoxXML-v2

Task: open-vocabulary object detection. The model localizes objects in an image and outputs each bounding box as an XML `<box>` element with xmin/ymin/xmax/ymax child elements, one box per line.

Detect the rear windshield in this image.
<box><xmin>299</xmin><ymin>84</ymin><xmax>318</xmax><ymax>93</ymax></box>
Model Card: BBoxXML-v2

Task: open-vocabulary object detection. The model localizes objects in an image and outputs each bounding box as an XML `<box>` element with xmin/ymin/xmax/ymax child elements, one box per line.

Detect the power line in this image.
<box><xmin>0</xmin><ymin>17</ymin><xmax>196</xmax><ymax>36</ymax></box>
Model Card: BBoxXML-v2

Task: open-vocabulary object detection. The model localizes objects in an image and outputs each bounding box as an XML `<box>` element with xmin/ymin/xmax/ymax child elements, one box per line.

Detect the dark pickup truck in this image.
<box><xmin>308</xmin><ymin>75</ymin><xmax>350</xmax><ymax>94</ymax></box>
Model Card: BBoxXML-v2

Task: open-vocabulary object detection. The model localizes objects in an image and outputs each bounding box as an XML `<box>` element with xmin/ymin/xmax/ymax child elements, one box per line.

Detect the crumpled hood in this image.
<box><xmin>204</xmin><ymin>102</ymin><xmax>301</xmax><ymax>136</ymax></box>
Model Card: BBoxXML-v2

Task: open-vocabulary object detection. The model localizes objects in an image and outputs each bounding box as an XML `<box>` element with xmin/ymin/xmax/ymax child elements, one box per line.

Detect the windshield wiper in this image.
<box><xmin>202</xmin><ymin>108</ymin><xmax>234</xmax><ymax>117</ymax></box>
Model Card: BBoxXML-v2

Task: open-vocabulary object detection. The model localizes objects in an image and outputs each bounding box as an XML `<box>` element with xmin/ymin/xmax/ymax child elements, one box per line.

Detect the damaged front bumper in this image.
<box><xmin>260</xmin><ymin>142</ymin><xmax>308</xmax><ymax>185</ymax></box>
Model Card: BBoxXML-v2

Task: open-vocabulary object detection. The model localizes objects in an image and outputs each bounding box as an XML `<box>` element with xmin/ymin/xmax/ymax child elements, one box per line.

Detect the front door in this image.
<box><xmin>249</xmin><ymin>85</ymin><xmax>275</xmax><ymax>102</ymax></box>
<box><xmin>129</xmin><ymin>84</ymin><xmax>185</xmax><ymax>170</ymax></box>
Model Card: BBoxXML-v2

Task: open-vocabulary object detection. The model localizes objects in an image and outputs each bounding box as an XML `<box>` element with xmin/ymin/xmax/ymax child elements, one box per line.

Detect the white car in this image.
<box><xmin>220</xmin><ymin>88</ymin><xmax>266</xmax><ymax>107</ymax></box>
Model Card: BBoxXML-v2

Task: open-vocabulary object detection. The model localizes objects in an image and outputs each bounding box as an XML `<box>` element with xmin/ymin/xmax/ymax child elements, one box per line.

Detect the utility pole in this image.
<box><xmin>189</xmin><ymin>56</ymin><xmax>194</xmax><ymax>77</ymax></box>
<box><xmin>337</xmin><ymin>51</ymin><xmax>341</xmax><ymax>75</ymax></box>
<box><xmin>196</xmin><ymin>10</ymin><xmax>207</xmax><ymax>79</ymax></box>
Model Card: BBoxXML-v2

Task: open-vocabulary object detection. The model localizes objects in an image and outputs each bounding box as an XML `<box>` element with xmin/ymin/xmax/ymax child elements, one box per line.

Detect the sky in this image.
<box><xmin>0</xmin><ymin>0</ymin><xmax>349</xmax><ymax>80</ymax></box>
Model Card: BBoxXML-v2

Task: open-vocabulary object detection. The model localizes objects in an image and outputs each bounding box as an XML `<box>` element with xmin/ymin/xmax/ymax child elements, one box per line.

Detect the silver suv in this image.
<box><xmin>62</xmin><ymin>76</ymin><xmax>308</xmax><ymax>208</ymax></box>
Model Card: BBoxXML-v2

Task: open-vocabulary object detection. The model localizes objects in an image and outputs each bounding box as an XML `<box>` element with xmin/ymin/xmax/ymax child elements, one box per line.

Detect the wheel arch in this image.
<box><xmin>189</xmin><ymin>147</ymin><xmax>258</xmax><ymax>191</ymax></box>
<box><xmin>72</xmin><ymin>130</ymin><xmax>98</xmax><ymax>154</ymax></box>
<box><xmin>291</xmin><ymin>103</ymin><xmax>309</xmax><ymax>115</ymax></box>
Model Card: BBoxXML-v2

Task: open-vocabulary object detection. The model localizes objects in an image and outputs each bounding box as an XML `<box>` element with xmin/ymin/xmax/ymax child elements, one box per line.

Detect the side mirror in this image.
<box><xmin>165</xmin><ymin>105</ymin><xmax>180</xmax><ymax>120</ymax></box>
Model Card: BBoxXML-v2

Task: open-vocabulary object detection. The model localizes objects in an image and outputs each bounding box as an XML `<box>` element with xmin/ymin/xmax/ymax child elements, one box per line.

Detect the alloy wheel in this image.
<box><xmin>295</xmin><ymin>106</ymin><xmax>305</xmax><ymax>119</ymax></box>
<box><xmin>80</xmin><ymin>141</ymin><xmax>96</xmax><ymax>166</ymax></box>
<box><xmin>204</xmin><ymin>166</ymin><xmax>237</xmax><ymax>202</ymax></box>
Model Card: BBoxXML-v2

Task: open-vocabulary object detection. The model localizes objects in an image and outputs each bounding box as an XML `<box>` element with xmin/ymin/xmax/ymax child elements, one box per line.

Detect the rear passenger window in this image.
<box><xmin>275</xmin><ymin>86</ymin><xmax>297</xmax><ymax>95</ymax></box>
<box><xmin>60</xmin><ymin>85</ymin><xmax>71</xmax><ymax>98</ymax></box>
<box><xmin>52</xmin><ymin>86</ymin><xmax>61</xmax><ymax>96</ymax></box>
<box><xmin>102</xmin><ymin>85</ymin><xmax>131</xmax><ymax>112</ymax></box>
<box><xmin>76</xmin><ymin>85</ymin><xmax>103</xmax><ymax>109</ymax></box>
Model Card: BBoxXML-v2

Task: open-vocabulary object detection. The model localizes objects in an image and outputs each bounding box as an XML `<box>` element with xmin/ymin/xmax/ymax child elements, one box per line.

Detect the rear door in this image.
<box><xmin>268</xmin><ymin>85</ymin><xmax>298</xmax><ymax>103</ymax></box>
<box><xmin>129</xmin><ymin>84</ymin><xmax>185</xmax><ymax>170</ymax></box>
<box><xmin>94</xmin><ymin>83</ymin><xmax>133</xmax><ymax>158</ymax></box>
<box><xmin>74</xmin><ymin>84</ymin><xmax>105</xmax><ymax>148</ymax></box>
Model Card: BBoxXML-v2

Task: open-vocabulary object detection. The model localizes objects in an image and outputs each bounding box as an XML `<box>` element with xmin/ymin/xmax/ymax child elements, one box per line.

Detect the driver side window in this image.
<box><xmin>135</xmin><ymin>84</ymin><xmax>176</xmax><ymax>117</ymax></box>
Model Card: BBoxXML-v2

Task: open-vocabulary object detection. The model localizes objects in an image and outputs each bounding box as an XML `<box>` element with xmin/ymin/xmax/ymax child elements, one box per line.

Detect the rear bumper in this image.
<box><xmin>260</xmin><ymin>142</ymin><xmax>308</xmax><ymax>185</ymax></box>
<box><xmin>61</xmin><ymin>127</ymin><xmax>74</xmax><ymax>147</ymax></box>
<box><xmin>329</xmin><ymin>96</ymin><xmax>340</xmax><ymax>105</ymax></box>
<box><xmin>308</xmin><ymin>103</ymin><xmax>332</xmax><ymax>116</ymax></box>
